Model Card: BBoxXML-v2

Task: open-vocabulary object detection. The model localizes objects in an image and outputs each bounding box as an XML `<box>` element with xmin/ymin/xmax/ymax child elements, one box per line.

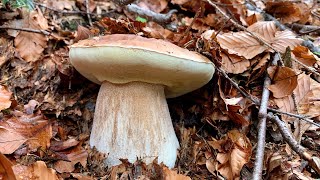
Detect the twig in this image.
<box><xmin>252</xmin><ymin>55</ymin><xmax>279</xmax><ymax>179</ymax></box>
<box><xmin>267</xmin><ymin>113</ymin><xmax>320</xmax><ymax>174</ymax></box>
<box><xmin>85</xmin><ymin>0</ymin><xmax>92</xmax><ymax>26</ymax></box>
<box><xmin>112</xmin><ymin>0</ymin><xmax>135</xmax><ymax>6</ymax></box>
<box><xmin>267</xmin><ymin>108</ymin><xmax>320</xmax><ymax>128</ymax></box>
<box><xmin>35</xmin><ymin>3</ymin><xmax>114</xmax><ymax>16</ymax></box>
<box><xmin>216</xmin><ymin>67</ymin><xmax>320</xmax><ymax>128</ymax></box>
<box><xmin>178</xmin><ymin>7</ymin><xmax>201</xmax><ymax>43</ymax></box>
<box><xmin>287</xmin><ymin>23</ymin><xmax>320</xmax><ymax>34</ymax></box>
<box><xmin>0</xmin><ymin>26</ymin><xmax>50</xmax><ymax>35</ymax></box>
<box><xmin>292</xmin><ymin>56</ymin><xmax>320</xmax><ymax>77</ymax></box>
<box><xmin>126</xmin><ymin>4</ymin><xmax>177</xmax><ymax>24</ymax></box>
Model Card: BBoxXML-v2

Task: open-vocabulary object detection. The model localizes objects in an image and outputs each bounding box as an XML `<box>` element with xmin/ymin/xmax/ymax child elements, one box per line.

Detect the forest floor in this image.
<box><xmin>0</xmin><ymin>0</ymin><xmax>320</xmax><ymax>179</ymax></box>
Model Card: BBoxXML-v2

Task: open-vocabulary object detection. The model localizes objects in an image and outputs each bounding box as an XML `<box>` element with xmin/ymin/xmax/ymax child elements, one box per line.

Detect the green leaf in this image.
<box><xmin>136</xmin><ymin>16</ymin><xmax>147</xmax><ymax>23</ymax></box>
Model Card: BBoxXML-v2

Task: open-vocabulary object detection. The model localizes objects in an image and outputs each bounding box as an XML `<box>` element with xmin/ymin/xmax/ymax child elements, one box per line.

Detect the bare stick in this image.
<box><xmin>267</xmin><ymin>113</ymin><xmax>320</xmax><ymax>174</ymax></box>
<box><xmin>126</xmin><ymin>4</ymin><xmax>177</xmax><ymax>24</ymax></box>
<box><xmin>36</xmin><ymin>3</ymin><xmax>114</xmax><ymax>16</ymax></box>
<box><xmin>0</xmin><ymin>26</ymin><xmax>50</xmax><ymax>35</ymax></box>
<box><xmin>253</xmin><ymin>54</ymin><xmax>279</xmax><ymax>179</ymax></box>
<box><xmin>85</xmin><ymin>0</ymin><xmax>92</xmax><ymax>26</ymax></box>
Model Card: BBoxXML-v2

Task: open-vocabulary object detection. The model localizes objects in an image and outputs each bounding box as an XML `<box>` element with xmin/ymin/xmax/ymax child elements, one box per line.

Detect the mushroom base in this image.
<box><xmin>90</xmin><ymin>81</ymin><xmax>180</xmax><ymax>168</ymax></box>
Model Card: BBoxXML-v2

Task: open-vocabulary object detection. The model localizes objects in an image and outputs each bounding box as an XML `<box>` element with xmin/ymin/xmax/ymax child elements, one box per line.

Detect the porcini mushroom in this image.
<box><xmin>69</xmin><ymin>34</ymin><xmax>215</xmax><ymax>168</ymax></box>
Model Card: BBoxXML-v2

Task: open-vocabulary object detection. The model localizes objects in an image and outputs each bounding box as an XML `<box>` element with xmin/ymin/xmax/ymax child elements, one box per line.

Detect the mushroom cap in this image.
<box><xmin>69</xmin><ymin>34</ymin><xmax>215</xmax><ymax>98</ymax></box>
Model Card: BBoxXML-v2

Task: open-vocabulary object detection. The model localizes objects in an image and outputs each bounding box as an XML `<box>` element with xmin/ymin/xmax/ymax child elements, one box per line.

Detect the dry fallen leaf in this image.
<box><xmin>292</xmin><ymin>45</ymin><xmax>319</xmax><ymax>66</ymax></box>
<box><xmin>163</xmin><ymin>166</ymin><xmax>191</xmax><ymax>180</ymax></box>
<box><xmin>54</xmin><ymin>146</ymin><xmax>88</xmax><ymax>173</ymax></box>
<box><xmin>0</xmin><ymin>153</ymin><xmax>16</xmax><ymax>180</ymax></box>
<box><xmin>13</xmin><ymin>161</ymin><xmax>58</xmax><ymax>180</ymax></box>
<box><xmin>268</xmin><ymin>66</ymin><xmax>298</xmax><ymax>98</ymax></box>
<box><xmin>0</xmin><ymin>85</ymin><xmax>12</xmax><ymax>111</ymax></box>
<box><xmin>0</xmin><ymin>128</ymin><xmax>26</xmax><ymax>154</ymax></box>
<box><xmin>217</xmin><ymin>21</ymin><xmax>303</xmax><ymax>59</ymax></box>
<box><xmin>220</xmin><ymin>52</ymin><xmax>250</xmax><ymax>74</ymax></box>
<box><xmin>11</xmin><ymin>9</ymin><xmax>48</xmax><ymax>62</ymax></box>
<box><xmin>209</xmin><ymin>130</ymin><xmax>252</xmax><ymax>180</ymax></box>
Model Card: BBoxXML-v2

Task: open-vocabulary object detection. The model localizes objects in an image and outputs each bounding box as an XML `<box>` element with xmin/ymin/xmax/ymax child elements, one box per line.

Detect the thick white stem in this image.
<box><xmin>90</xmin><ymin>81</ymin><xmax>179</xmax><ymax>168</ymax></box>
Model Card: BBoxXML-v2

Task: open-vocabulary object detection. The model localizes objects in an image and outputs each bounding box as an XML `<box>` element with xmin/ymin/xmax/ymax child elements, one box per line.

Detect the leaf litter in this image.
<box><xmin>0</xmin><ymin>0</ymin><xmax>320</xmax><ymax>179</ymax></box>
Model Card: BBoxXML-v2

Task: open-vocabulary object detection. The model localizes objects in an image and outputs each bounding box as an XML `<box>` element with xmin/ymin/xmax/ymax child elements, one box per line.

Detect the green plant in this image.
<box><xmin>2</xmin><ymin>0</ymin><xmax>34</xmax><ymax>9</ymax></box>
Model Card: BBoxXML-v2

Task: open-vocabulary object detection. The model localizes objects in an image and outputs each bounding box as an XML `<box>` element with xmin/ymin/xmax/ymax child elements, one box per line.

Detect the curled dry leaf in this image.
<box><xmin>12</xmin><ymin>161</ymin><xmax>58</xmax><ymax>180</ymax></box>
<box><xmin>0</xmin><ymin>85</ymin><xmax>12</xmax><ymax>111</ymax></box>
<box><xmin>268</xmin><ymin>66</ymin><xmax>298</xmax><ymax>98</ymax></box>
<box><xmin>209</xmin><ymin>130</ymin><xmax>252</xmax><ymax>179</ymax></box>
<box><xmin>138</xmin><ymin>0</ymin><xmax>168</xmax><ymax>13</ymax></box>
<box><xmin>0</xmin><ymin>153</ymin><xmax>16</xmax><ymax>180</ymax></box>
<box><xmin>292</xmin><ymin>45</ymin><xmax>319</xmax><ymax>66</ymax></box>
<box><xmin>265</xmin><ymin>1</ymin><xmax>310</xmax><ymax>24</ymax></box>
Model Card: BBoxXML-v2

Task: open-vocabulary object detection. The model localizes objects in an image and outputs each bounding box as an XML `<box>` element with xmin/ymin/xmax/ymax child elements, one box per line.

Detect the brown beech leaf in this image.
<box><xmin>220</xmin><ymin>53</ymin><xmax>250</xmax><ymax>74</ymax></box>
<box><xmin>211</xmin><ymin>130</ymin><xmax>252</xmax><ymax>180</ymax></box>
<box><xmin>163</xmin><ymin>167</ymin><xmax>191</xmax><ymax>180</ymax></box>
<box><xmin>12</xmin><ymin>161</ymin><xmax>58</xmax><ymax>180</ymax></box>
<box><xmin>268</xmin><ymin>66</ymin><xmax>298</xmax><ymax>98</ymax></box>
<box><xmin>0</xmin><ymin>114</ymin><xmax>52</xmax><ymax>152</ymax></box>
<box><xmin>0</xmin><ymin>37</ymin><xmax>14</xmax><ymax>67</ymax></box>
<box><xmin>271</xmin><ymin>30</ymin><xmax>303</xmax><ymax>53</ymax></box>
<box><xmin>217</xmin><ymin>21</ymin><xmax>302</xmax><ymax>59</ymax></box>
<box><xmin>0</xmin><ymin>128</ymin><xmax>26</xmax><ymax>154</ymax></box>
<box><xmin>0</xmin><ymin>85</ymin><xmax>12</xmax><ymax>111</ymax></box>
<box><xmin>0</xmin><ymin>153</ymin><xmax>16</xmax><ymax>180</ymax></box>
<box><xmin>217</xmin><ymin>31</ymin><xmax>267</xmax><ymax>59</ymax></box>
<box><xmin>13</xmin><ymin>9</ymin><xmax>48</xmax><ymax>62</ymax></box>
<box><xmin>265</xmin><ymin>2</ymin><xmax>310</xmax><ymax>24</ymax></box>
<box><xmin>292</xmin><ymin>45</ymin><xmax>319</xmax><ymax>66</ymax></box>
<box><xmin>54</xmin><ymin>146</ymin><xmax>88</xmax><ymax>173</ymax></box>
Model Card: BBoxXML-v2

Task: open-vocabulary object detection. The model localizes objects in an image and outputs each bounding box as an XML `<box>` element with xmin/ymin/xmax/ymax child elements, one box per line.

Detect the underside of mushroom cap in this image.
<box><xmin>69</xmin><ymin>34</ymin><xmax>215</xmax><ymax>98</ymax></box>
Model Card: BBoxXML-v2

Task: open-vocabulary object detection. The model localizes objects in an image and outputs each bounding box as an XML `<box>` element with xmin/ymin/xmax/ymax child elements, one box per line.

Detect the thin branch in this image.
<box><xmin>267</xmin><ymin>113</ymin><xmax>320</xmax><ymax>174</ymax></box>
<box><xmin>85</xmin><ymin>0</ymin><xmax>92</xmax><ymax>26</ymax></box>
<box><xmin>0</xmin><ymin>26</ymin><xmax>50</xmax><ymax>35</ymax></box>
<box><xmin>35</xmin><ymin>3</ymin><xmax>114</xmax><ymax>16</ymax></box>
<box><xmin>252</xmin><ymin>55</ymin><xmax>279</xmax><ymax>180</ymax></box>
<box><xmin>216</xmin><ymin>67</ymin><xmax>320</xmax><ymax>128</ymax></box>
<box><xmin>126</xmin><ymin>4</ymin><xmax>177</xmax><ymax>24</ymax></box>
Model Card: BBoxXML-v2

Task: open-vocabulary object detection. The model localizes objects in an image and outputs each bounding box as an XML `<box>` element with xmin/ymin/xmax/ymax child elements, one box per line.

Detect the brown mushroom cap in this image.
<box><xmin>69</xmin><ymin>34</ymin><xmax>215</xmax><ymax>98</ymax></box>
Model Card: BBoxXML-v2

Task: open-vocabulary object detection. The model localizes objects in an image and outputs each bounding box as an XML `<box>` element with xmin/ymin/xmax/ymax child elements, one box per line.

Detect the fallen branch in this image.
<box><xmin>252</xmin><ymin>55</ymin><xmax>279</xmax><ymax>180</ymax></box>
<box><xmin>35</xmin><ymin>3</ymin><xmax>114</xmax><ymax>16</ymax></box>
<box><xmin>85</xmin><ymin>0</ymin><xmax>92</xmax><ymax>26</ymax></box>
<box><xmin>0</xmin><ymin>26</ymin><xmax>50</xmax><ymax>35</ymax></box>
<box><xmin>267</xmin><ymin>113</ymin><xmax>320</xmax><ymax>174</ymax></box>
<box><xmin>126</xmin><ymin>4</ymin><xmax>177</xmax><ymax>24</ymax></box>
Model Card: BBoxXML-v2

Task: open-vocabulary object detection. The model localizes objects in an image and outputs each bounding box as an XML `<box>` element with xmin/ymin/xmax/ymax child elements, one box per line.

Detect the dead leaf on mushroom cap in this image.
<box><xmin>267</xmin><ymin>66</ymin><xmax>298</xmax><ymax>98</ymax></box>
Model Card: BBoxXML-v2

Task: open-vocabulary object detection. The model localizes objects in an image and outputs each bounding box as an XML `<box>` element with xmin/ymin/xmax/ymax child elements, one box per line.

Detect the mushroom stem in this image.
<box><xmin>90</xmin><ymin>81</ymin><xmax>180</xmax><ymax>168</ymax></box>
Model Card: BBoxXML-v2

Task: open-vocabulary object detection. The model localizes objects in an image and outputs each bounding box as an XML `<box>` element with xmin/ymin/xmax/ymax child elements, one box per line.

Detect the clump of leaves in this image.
<box><xmin>2</xmin><ymin>0</ymin><xmax>34</xmax><ymax>10</ymax></box>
